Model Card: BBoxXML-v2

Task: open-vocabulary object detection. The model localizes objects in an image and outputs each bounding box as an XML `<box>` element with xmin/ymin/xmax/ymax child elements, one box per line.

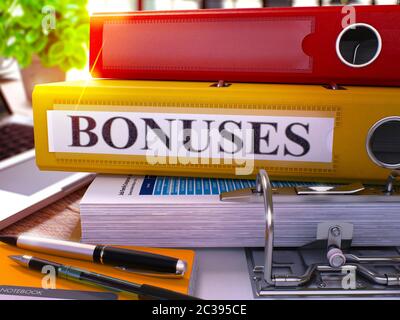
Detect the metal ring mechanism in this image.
<box><xmin>254</xmin><ymin>169</ymin><xmax>400</xmax><ymax>288</ymax></box>
<box><xmin>385</xmin><ymin>170</ymin><xmax>400</xmax><ymax>195</ymax></box>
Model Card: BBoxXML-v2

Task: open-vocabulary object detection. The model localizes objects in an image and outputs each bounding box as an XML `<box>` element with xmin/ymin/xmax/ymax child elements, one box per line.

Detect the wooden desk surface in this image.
<box><xmin>0</xmin><ymin>188</ymin><xmax>87</xmax><ymax>241</ymax></box>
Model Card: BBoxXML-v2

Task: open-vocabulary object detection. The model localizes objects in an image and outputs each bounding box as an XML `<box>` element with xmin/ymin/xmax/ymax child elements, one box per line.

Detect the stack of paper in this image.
<box><xmin>80</xmin><ymin>175</ymin><xmax>400</xmax><ymax>247</ymax></box>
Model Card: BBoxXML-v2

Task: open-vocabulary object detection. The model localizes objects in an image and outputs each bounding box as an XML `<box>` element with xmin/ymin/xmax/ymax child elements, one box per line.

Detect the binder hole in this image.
<box><xmin>367</xmin><ymin>117</ymin><xmax>400</xmax><ymax>169</ymax></box>
<box><xmin>336</xmin><ymin>23</ymin><xmax>381</xmax><ymax>68</ymax></box>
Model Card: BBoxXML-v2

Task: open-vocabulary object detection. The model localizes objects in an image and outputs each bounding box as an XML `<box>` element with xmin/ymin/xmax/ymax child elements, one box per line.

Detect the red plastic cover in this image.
<box><xmin>90</xmin><ymin>6</ymin><xmax>400</xmax><ymax>86</ymax></box>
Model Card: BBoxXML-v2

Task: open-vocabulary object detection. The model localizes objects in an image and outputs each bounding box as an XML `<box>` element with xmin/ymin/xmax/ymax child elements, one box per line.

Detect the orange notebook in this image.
<box><xmin>0</xmin><ymin>243</ymin><xmax>197</xmax><ymax>300</ymax></box>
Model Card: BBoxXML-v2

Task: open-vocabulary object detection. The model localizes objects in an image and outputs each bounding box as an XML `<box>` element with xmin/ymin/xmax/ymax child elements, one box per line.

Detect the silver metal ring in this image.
<box><xmin>366</xmin><ymin>116</ymin><xmax>400</xmax><ymax>169</ymax></box>
<box><xmin>256</xmin><ymin>169</ymin><xmax>275</xmax><ymax>285</ymax></box>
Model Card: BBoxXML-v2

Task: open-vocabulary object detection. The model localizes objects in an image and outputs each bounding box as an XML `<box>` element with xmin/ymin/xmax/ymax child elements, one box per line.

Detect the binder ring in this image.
<box><xmin>256</xmin><ymin>170</ymin><xmax>317</xmax><ymax>287</ymax></box>
<box><xmin>256</xmin><ymin>169</ymin><xmax>275</xmax><ymax>285</ymax></box>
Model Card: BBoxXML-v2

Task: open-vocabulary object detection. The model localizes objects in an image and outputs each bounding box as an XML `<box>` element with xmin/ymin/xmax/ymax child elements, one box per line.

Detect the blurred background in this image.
<box><xmin>91</xmin><ymin>0</ymin><xmax>399</xmax><ymax>12</ymax></box>
<box><xmin>0</xmin><ymin>0</ymin><xmax>398</xmax><ymax>104</ymax></box>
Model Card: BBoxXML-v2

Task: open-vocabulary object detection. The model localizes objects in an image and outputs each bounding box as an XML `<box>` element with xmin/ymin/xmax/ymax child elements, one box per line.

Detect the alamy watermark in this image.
<box><xmin>144</xmin><ymin>127</ymin><xmax>255</xmax><ymax>176</ymax></box>
<box><xmin>342</xmin><ymin>5</ymin><xmax>357</xmax><ymax>29</ymax></box>
<box><xmin>42</xmin><ymin>5</ymin><xmax>56</xmax><ymax>34</ymax></box>
<box><xmin>341</xmin><ymin>266</ymin><xmax>357</xmax><ymax>290</ymax></box>
<box><xmin>41</xmin><ymin>265</ymin><xmax>57</xmax><ymax>289</ymax></box>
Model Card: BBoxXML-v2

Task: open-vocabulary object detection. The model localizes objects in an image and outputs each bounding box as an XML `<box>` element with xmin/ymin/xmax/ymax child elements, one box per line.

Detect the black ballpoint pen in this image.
<box><xmin>9</xmin><ymin>255</ymin><xmax>199</xmax><ymax>300</ymax></box>
<box><xmin>0</xmin><ymin>235</ymin><xmax>186</xmax><ymax>276</ymax></box>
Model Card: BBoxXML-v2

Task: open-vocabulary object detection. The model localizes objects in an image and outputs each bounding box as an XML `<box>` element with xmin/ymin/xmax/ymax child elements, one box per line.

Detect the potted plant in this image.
<box><xmin>0</xmin><ymin>0</ymin><xmax>89</xmax><ymax>100</ymax></box>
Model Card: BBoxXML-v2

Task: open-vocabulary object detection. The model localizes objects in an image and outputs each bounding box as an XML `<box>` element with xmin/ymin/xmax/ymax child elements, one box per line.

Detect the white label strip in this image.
<box><xmin>47</xmin><ymin>110</ymin><xmax>334</xmax><ymax>163</ymax></box>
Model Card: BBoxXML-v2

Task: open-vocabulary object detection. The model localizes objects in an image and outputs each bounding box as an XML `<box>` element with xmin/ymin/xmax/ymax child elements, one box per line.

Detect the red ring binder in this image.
<box><xmin>90</xmin><ymin>5</ymin><xmax>400</xmax><ymax>86</ymax></box>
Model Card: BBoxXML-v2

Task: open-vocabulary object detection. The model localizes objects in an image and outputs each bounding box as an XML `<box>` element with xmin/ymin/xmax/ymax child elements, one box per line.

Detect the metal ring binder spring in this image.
<box><xmin>249</xmin><ymin>169</ymin><xmax>400</xmax><ymax>297</ymax></box>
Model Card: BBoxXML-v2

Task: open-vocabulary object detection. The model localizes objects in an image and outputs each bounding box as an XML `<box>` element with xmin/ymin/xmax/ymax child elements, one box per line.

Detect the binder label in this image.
<box><xmin>47</xmin><ymin>110</ymin><xmax>335</xmax><ymax>166</ymax></box>
<box><xmin>102</xmin><ymin>18</ymin><xmax>313</xmax><ymax>73</ymax></box>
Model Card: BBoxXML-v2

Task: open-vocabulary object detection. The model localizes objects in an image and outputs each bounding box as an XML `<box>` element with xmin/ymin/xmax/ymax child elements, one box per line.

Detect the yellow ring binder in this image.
<box><xmin>33</xmin><ymin>80</ymin><xmax>400</xmax><ymax>183</ymax></box>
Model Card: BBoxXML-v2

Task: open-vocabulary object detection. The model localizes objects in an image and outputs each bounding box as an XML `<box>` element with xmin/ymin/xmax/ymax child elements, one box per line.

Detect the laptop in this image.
<box><xmin>0</xmin><ymin>86</ymin><xmax>93</xmax><ymax>229</ymax></box>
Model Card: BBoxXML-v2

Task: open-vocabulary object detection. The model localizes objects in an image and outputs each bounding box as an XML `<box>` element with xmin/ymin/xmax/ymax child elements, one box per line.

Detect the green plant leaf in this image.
<box><xmin>74</xmin><ymin>23</ymin><xmax>90</xmax><ymax>42</ymax></box>
<box><xmin>65</xmin><ymin>4</ymin><xmax>81</xmax><ymax>11</ymax></box>
<box><xmin>1</xmin><ymin>0</ymin><xmax>89</xmax><ymax>70</ymax></box>
<box><xmin>25</xmin><ymin>29</ymin><xmax>39</xmax><ymax>44</ymax></box>
<box><xmin>32</xmin><ymin>36</ymin><xmax>48</xmax><ymax>52</ymax></box>
<box><xmin>60</xmin><ymin>27</ymin><xmax>75</xmax><ymax>41</ymax></box>
<box><xmin>48</xmin><ymin>41</ymin><xmax>65</xmax><ymax>63</ymax></box>
<box><xmin>59</xmin><ymin>59</ymin><xmax>71</xmax><ymax>72</ymax></box>
<box><xmin>17</xmin><ymin>48</ymin><xmax>32</xmax><ymax>68</ymax></box>
<box><xmin>68</xmin><ymin>45</ymin><xmax>87</xmax><ymax>70</ymax></box>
